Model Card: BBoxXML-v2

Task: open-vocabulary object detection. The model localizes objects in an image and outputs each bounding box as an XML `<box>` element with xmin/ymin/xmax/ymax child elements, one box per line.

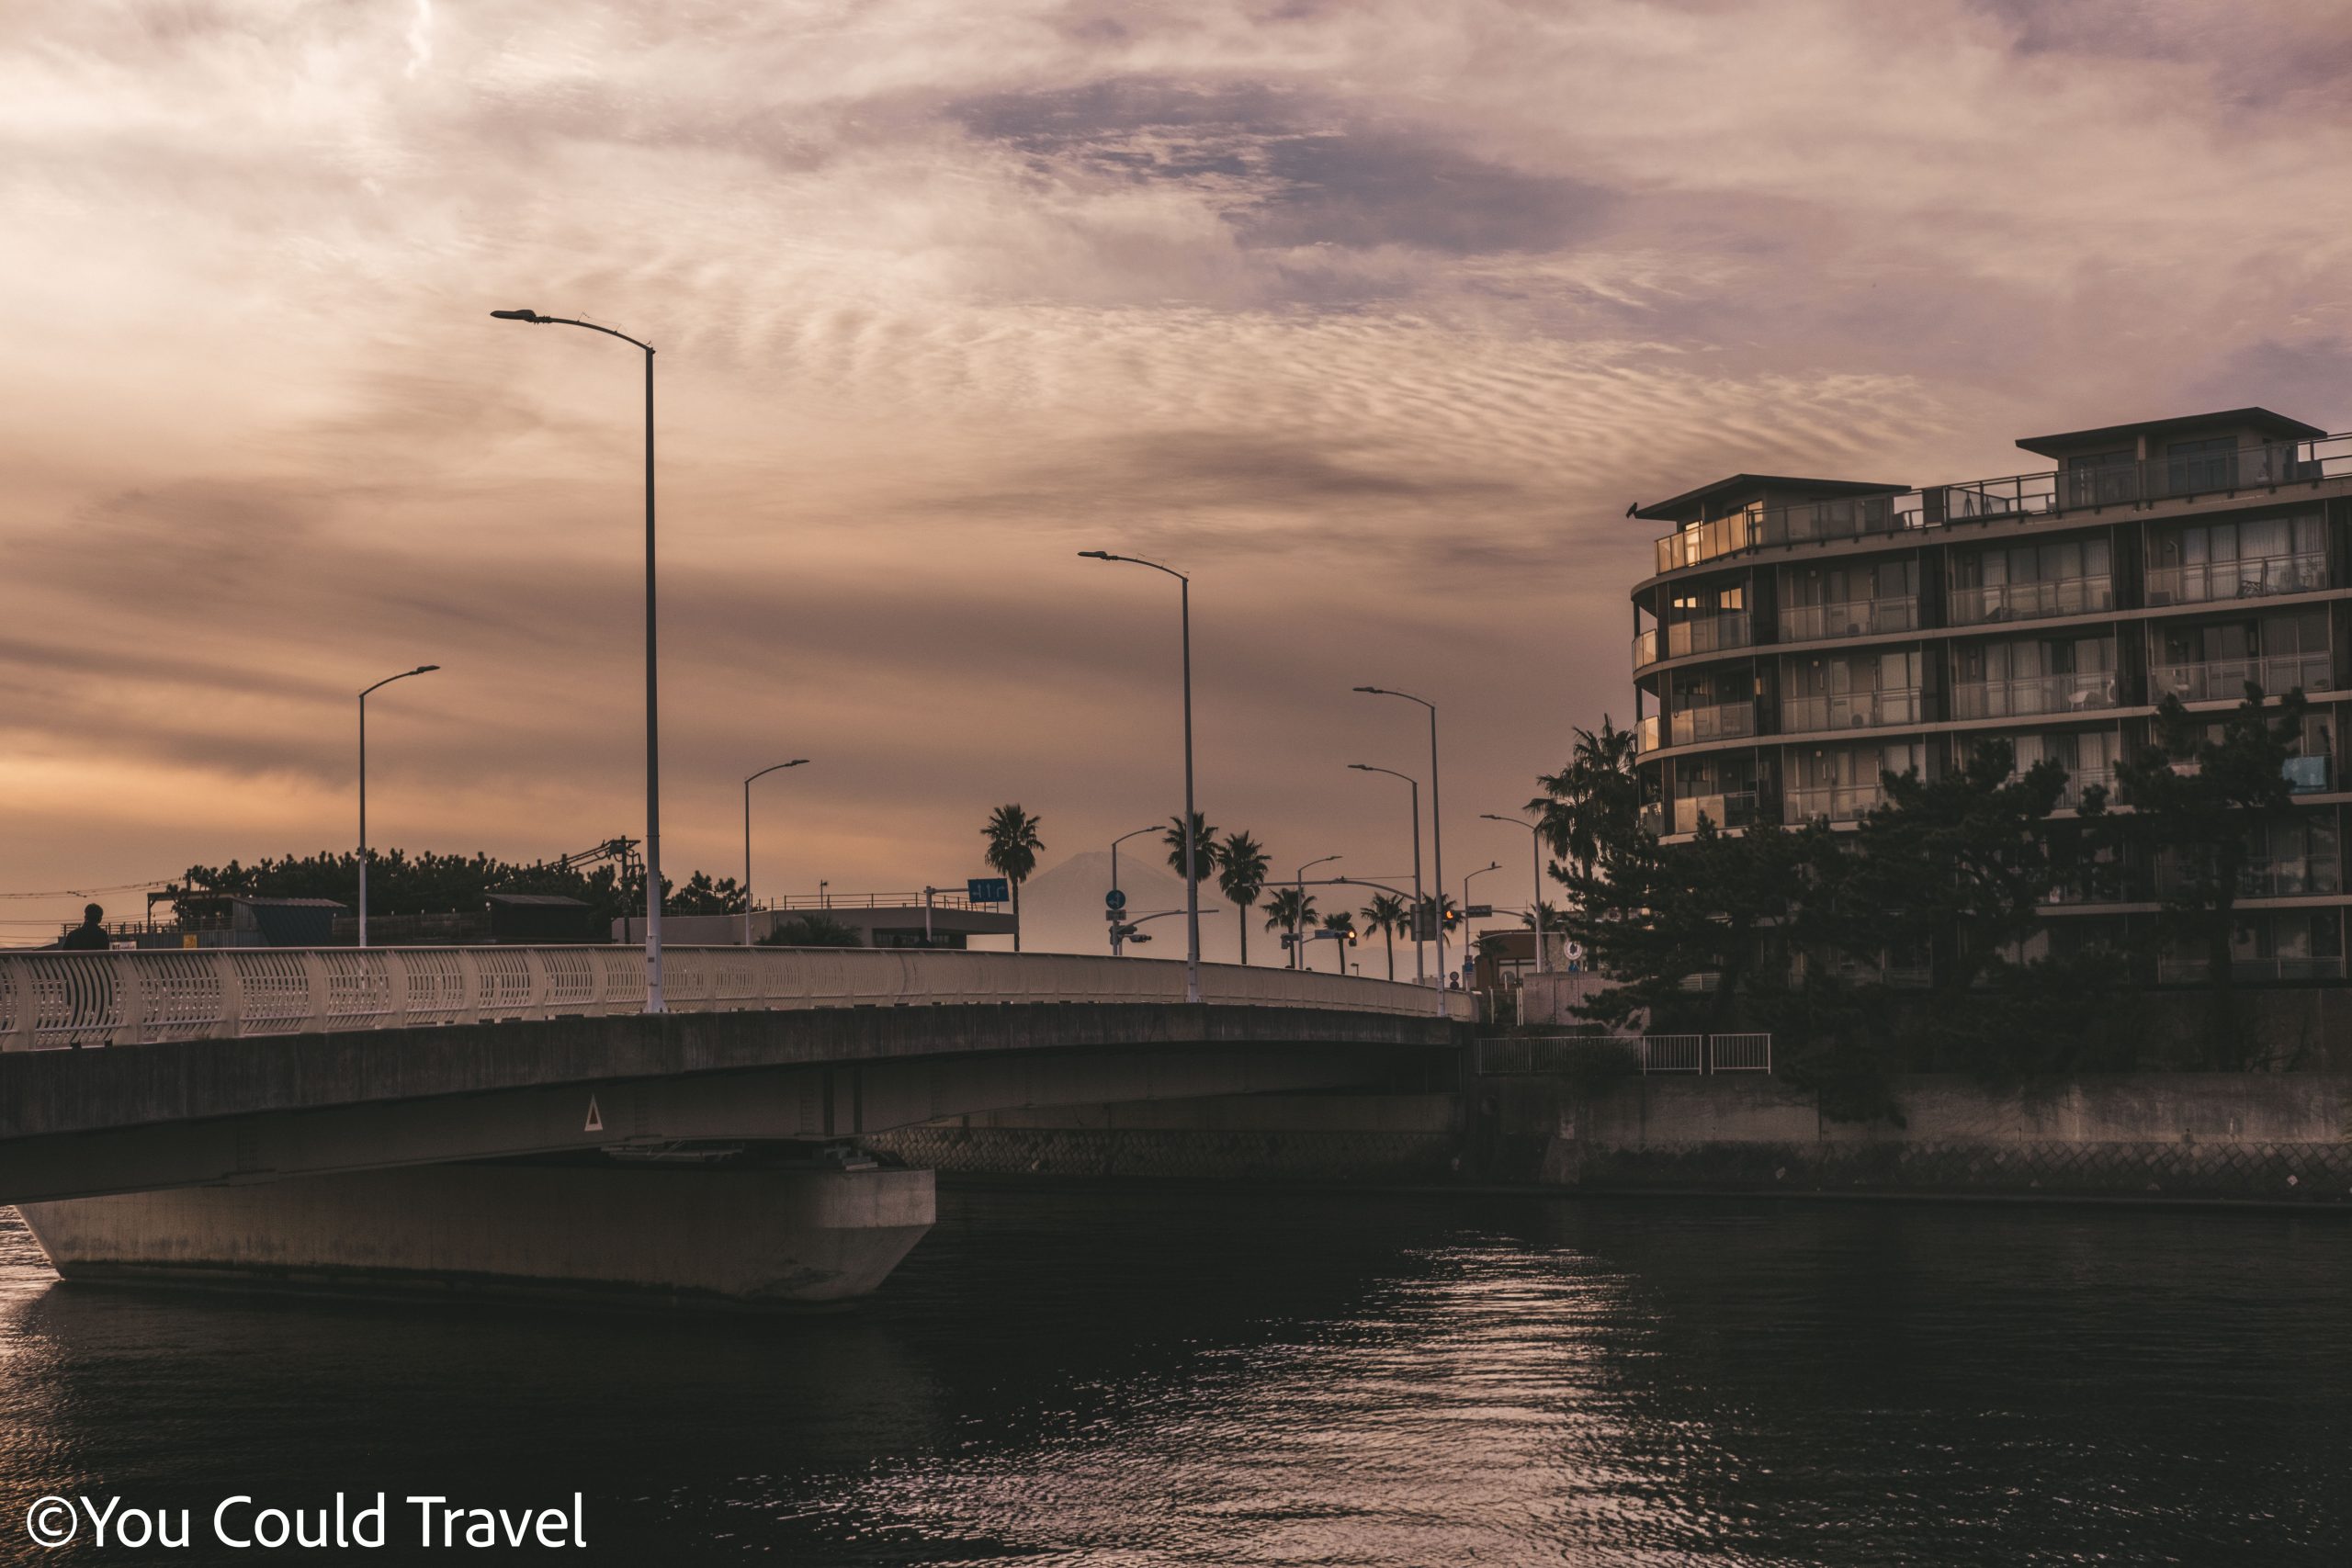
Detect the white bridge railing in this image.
<box><xmin>0</xmin><ymin>946</ymin><xmax>1473</xmax><ymax>1051</ymax></box>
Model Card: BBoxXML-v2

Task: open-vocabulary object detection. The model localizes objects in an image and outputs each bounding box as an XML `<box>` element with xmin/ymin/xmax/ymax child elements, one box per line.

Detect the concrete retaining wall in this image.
<box><xmin>880</xmin><ymin>1075</ymin><xmax>2352</xmax><ymax>1205</ymax></box>
<box><xmin>1474</xmin><ymin>1073</ymin><xmax>2352</xmax><ymax>1204</ymax></box>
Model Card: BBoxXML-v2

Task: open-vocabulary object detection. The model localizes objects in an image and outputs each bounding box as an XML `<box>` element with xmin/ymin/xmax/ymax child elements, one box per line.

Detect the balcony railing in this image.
<box><xmin>1636</xmin><ymin>715</ymin><xmax>1663</xmax><ymax>753</ymax></box>
<box><xmin>1778</xmin><ymin>596</ymin><xmax>1917</xmax><ymax>643</ymax></box>
<box><xmin>2149</xmin><ymin>652</ymin><xmax>2333</xmax><ymax>703</ymax></box>
<box><xmin>2157</xmin><ymin>953</ymin><xmax>2347</xmax><ymax>984</ymax></box>
<box><xmin>1669</xmin><ymin>699</ymin><xmax>1757</xmax><ymax>747</ymax></box>
<box><xmin>1782</xmin><ymin>783</ymin><xmax>1885</xmax><ymax>823</ymax></box>
<box><xmin>2160</xmin><ymin>854</ymin><xmax>2344</xmax><ymax>900</ymax></box>
<box><xmin>1650</xmin><ymin>433</ymin><xmax>2352</xmax><ymax>577</ymax></box>
<box><xmin>1947</xmin><ymin>574</ymin><xmax>2113</xmax><ymax>626</ymax></box>
<box><xmin>2053</xmin><ymin>765</ymin><xmax>2116</xmax><ymax>807</ymax></box>
<box><xmin>1779</xmin><ymin>688</ymin><xmax>1920</xmax><ymax>734</ymax></box>
<box><xmin>2144</xmin><ymin>552</ymin><xmax>2327</xmax><ymax>607</ymax></box>
<box><xmin>1632</xmin><ymin>627</ymin><xmax>1658</xmax><ymax>669</ymax></box>
<box><xmin>1672</xmin><ymin>790</ymin><xmax>1761</xmax><ymax>834</ymax></box>
<box><xmin>1668</xmin><ymin>612</ymin><xmax>1753</xmax><ymax>660</ymax></box>
<box><xmin>1948</xmin><ymin>671</ymin><xmax>2119</xmax><ymax>720</ymax></box>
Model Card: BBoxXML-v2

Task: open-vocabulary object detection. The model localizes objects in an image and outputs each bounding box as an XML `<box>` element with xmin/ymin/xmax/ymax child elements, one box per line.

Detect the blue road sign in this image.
<box><xmin>967</xmin><ymin>877</ymin><xmax>1010</xmax><ymax>904</ymax></box>
<box><xmin>1104</xmin><ymin>887</ymin><xmax>1128</xmax><ymax>910</ymax></box>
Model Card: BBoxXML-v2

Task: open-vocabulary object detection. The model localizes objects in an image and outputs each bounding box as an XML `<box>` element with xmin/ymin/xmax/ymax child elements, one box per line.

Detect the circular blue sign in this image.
<box><xmin>1104</xmin><ymin>888</ymin><xmax>1128</xmax><ymax>910</ymax></box>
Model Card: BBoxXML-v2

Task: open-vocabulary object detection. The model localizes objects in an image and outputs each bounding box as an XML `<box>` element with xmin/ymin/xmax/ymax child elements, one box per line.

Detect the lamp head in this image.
<box><xmin>1352</xmin><ymin>685</ymin><xmax>1384</xmax><ymax>694</ymax></box>
<box><xmin>788</xmin><ymin>758</ymin><xmax>809</xmax><ymax>767</ymax></box>
<box><xmin>1078</xmin><ymin>549</ymin><xmax>1114</xmax><ymax>560</ymax></box>
<box><xmin>490</xmin><ymin>309</ymin><xmax>546</xmax><ymax>322</ymax></box>
<box><xmin>414</xmin><ymin>664</ymin><xmax>440</xmax><ymax>674</ymax></box>
<box><xmin>1348</xmin><ymin>763</ymin><xmax>1372</xmax><ymax>772</ymax></box>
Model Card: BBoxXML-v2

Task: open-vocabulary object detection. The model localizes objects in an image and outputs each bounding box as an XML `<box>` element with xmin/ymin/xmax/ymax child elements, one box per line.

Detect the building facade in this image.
<box><xmin>1630</xmin><ymin>407</ymin><xmax>2352</xmax><ymax>983</ymax></box>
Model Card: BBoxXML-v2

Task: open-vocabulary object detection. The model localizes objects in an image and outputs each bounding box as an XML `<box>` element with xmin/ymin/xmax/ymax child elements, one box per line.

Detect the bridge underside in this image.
<box><xmin>1</xmin><ymin>1002</ymin><xmax>1460</xmax><ymax>1311</ymax></box>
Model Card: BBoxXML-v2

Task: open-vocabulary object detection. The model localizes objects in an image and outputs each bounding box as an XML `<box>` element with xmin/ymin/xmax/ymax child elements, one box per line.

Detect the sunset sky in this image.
<box><xmin>6</xmin><ymin>0</ymin><xmax>2351</xmax><ymax>942</ymax></box>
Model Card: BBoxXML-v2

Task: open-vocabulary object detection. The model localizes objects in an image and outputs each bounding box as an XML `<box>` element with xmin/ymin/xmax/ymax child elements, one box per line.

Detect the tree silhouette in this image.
<box><xmin>980</xmin><ymin>804</ymin><xmax>1046</xmax><ymax>953</ymax></box>
<box><xmin>1216</xmin><ymin>830</ymin><xmax>1270</xmax><ymax>964</ymax></box>
<box><xmin>1360</xmin><ymin>893</ymin><xmax>1408</xmax><ymax>981</ymax></box>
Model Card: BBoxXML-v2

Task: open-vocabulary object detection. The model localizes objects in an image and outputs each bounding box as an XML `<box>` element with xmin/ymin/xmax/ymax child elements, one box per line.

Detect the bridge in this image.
<box><xmin>0</xmin><ymin>947</ymin><xmax>1472</xmax><ymax>1310</ymax></box>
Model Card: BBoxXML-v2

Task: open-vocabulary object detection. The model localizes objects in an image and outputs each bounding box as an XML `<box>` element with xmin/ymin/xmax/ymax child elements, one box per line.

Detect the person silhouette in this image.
<box><xmin>60</xmin><ymin>903</ymin><xmax>110</xmax><ymax>952</ymax></box>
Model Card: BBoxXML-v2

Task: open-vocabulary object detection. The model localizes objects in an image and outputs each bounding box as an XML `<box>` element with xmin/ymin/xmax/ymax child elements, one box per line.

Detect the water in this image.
<box><xmin>0</xmin><ymin>1190</ymin><xmax>2345</xmax><ymax>1565</ymax></box>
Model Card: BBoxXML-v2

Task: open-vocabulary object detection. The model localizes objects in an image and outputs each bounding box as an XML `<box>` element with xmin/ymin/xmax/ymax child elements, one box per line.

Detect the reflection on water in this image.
<box><xmin>0</xmin><ymin>1190</ymin><xmax>2346</xmax><ymax>1564</ymax></box>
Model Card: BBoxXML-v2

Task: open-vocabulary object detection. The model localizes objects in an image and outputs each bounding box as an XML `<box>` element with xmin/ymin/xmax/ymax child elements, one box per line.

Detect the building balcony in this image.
<box><xmin>1634</xmin><ymin>614</ymin><xmax>1756</xmax><ymax>670</ymax></box>
<box><xmin>1778</xmin><ymin>597</ymin><xmax>1917</xmax><ymax>643</ymax></box>
<box><xmin>1669</xmin><ymin>699</ymin><xmax>1757</xmax><ymax>748</ymax></box>
<box><xmin>1947</xmin><ymin>574</ymin><xmax>2113</xmax><ymax>626</ymax></box>
<box><xmin>1636</xmin><ymin>715</ymin><xmax>1663</xmax><ymax>754</ymax></box>
<box><xmin>2144</xmin><ymin>552</ymin><xmax>2327</xmax><ymax>607</ymax></box>
<box><xmin>2160</xmin><ymin>854</ymin><xmax>2344</xmax><ymax>900</ymax></box>
<box><xmin>1637</xmin><ymin>802</ymin><xmax>1664</xmax><ymax>836</ymax></box>
<box><xmin>1949</xmin><ymin>671</ymin><xmax>2119</xmax><ymax>720</ymax></box>
<box><xmin>2149</xmin><ymin>652</ymin><xmax>2333</xmax><ymax>703</ymax></box>
<box><xmin>1783</xmin><ymin>783</ymin><xmax>1885</xmax><ymax>823</ymax></box>
<box><xmin>1668</xmin><ymin>612</ymin><xmax>1753</xmax><ymax>660</ymax></box>
<box><xmin>1779</xmin><ymin>689</ymin><xmax>1920</xmax><ymax>734</ymax></box>
<box><xmin>1672</xmin><ymin>790</ymin><xmax>1761</xmax><ymax>834</ymax></box>
<box><xmin>2054</xmin><ymin>765</ymin><xmax>2116</xmax><ymax>807</ymax></box>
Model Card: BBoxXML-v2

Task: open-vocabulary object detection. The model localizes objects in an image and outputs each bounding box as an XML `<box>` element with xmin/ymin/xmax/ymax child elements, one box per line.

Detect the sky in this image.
<box><xmin>5</xmin><ymin>0</ymin><xmax>2351</xmax><ymax>944</ymax></box>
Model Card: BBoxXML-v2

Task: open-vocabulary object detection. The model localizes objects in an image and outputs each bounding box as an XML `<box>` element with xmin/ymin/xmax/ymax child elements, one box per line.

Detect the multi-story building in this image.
<box><xmin>1629</xmin><ymin>407</ymin><xmax>2352</xmax><ymax>983</ymax></box>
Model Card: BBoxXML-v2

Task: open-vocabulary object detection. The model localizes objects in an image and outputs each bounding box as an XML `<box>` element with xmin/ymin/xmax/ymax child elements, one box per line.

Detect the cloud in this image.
<box><xmin>2</xmin><ymin>0</ymin><xmax>2349</xmax><ymax>935</ymax></box>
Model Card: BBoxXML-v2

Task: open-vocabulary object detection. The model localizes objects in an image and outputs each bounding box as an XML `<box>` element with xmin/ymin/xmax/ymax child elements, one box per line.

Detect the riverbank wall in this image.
<box><xmin>869</xmin><ymin>1073</ymin><xmax>2352</xmax><ymax>1206</ymax></box>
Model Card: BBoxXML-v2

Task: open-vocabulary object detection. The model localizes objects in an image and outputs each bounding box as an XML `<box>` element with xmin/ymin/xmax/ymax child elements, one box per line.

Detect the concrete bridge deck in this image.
<box><xmin>0</xmin><ymin>949</ymin><xmax>1471</xmax><ymax>1206</ymax></box>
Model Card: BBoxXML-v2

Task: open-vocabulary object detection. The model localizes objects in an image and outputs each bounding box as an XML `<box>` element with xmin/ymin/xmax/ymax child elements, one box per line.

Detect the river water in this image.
<box><xmin>0</xmin><ymin>1190</ymin><xmax>2345</xmax><ymax>1565</ymax></box>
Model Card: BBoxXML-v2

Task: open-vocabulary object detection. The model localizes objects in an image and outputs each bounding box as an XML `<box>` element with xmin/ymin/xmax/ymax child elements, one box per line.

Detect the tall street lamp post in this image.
<box><xmin>1346</xmin><ymin>764</ymin><xmax>1424</xmax><ymax>985</ymax></box>
<box><xmin>1480</xmin><ymin>813</ymin><xmax>1547</xmax><ymax>972</ymax></box>
<box><xmin>1080</xmin><ymin>551</ymin><xmax>1201</xmax><ymax>1004</ymax></box>
<box><xmin>1353</xmin><ymin>687</ymin><xmax>1445</xmax><ymax>1017</ymax></box>
<box><xmin>1109</xmin><ymin>823</ymin><xmax>1159</xmax><ymax>956</ymax></box>
<box><xmin>1464</xmin><ymin>860</ymin><xmax>1502</xmax><ymax>985</ymax></box>
<box><xmin>491</xmin><ymin>307</ymin><xmax>666</xmax><ymax>1012</ymax></box>
<box><xmin>743</xmin><ymin>759</ymin><xmax>810</xmax><ymax>946</ymax></box>
<box><xmin>1291</xmin><ymin>854</ymin><xmax>1341</xmax><ymax>971</ymax></box>
<box><xmin>357</xmin><ymin>664</ymin><xmax>440</xmax><ymax>949</ymax></box>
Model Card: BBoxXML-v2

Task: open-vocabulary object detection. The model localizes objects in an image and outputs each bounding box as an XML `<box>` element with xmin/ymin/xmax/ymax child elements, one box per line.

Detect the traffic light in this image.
<box><xmin>1441</xmin><ymin>905</ymin><xmax>1461</xmax><ymax>931</ymax></box>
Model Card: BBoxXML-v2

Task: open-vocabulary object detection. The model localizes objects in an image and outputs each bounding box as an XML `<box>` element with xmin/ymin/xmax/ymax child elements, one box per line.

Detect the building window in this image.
<box><xmin>2145</xmin><ymin>509</ymin><xmax>2326</xmax><ymax>604</ymax></box>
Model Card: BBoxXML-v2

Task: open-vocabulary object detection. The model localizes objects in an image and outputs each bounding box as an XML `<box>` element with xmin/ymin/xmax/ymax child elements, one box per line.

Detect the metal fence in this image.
<box><xmin>0</xmin><ymin>946</ymin><xmax>1475</xmax><ymax>1052</ymax></box>
<box><xmin>1475</xmin><ymin>1032</ymin><xmax>1772</xmax><ymax>1076</ymax></box>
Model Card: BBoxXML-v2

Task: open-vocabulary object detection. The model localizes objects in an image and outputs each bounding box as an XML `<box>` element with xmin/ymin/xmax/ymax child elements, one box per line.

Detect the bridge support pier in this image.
<box><xmin>16</xmin><ymin>1152</ymin><xmax>934</xmax><ymax>1312</ymax></box>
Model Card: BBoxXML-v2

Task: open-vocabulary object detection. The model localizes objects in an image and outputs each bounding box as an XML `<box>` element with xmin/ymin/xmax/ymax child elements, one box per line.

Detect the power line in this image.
<box><xmin>0</xmin><ymin>880</ymin><xmax>173</xmax><ymax>901</ymax></box>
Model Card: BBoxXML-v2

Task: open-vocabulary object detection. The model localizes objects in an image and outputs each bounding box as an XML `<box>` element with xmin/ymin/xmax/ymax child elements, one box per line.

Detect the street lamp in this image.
<box><xmin>1347</xmin><ymin>764</ymin><xmax>1424</xmax><ymax>985</ymax></box>
<box><xmin>1354</xmin><ymin>686</ymin><xmax>1445</xmax><ymax>1017</ymax></box>
<box><xmin>356</xmin><ymin>664</ymin><xmax>439</xmax><ymax>948</ymax></box>
<box><xmin>1109</xmin><ymin>823</ymin><xmax>1159</xmax><ymax>956</ymax></box>
<box><xmin>743</xmin><ymin>759</ymin><xmax>810</xmax><ymax>945</ymax></box>
<box><xmin>1080</xmin><ymin>550</ymin><xmax>1201</xmax><ymax>1004</ymax></box>
<box><xmin>1291</xmin><ymin>853</ymin><xmax>1341</xmax><ymax>971</ymax></box>
<box><xmin>1481</xmin><ymin>813</ymin><xmax>1547</xmax><ymax>972</ymax></box>
<box><xmin>492</xmin><ymin>307</ymin><xmax>666</xmax><ymax>1013</ymax></box>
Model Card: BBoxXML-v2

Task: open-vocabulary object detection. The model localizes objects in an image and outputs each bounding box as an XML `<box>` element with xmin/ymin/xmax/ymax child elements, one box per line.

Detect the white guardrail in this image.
<box><xmin>1475</xmin><ymin>1032</ymin><xmax>1773</xmax><ymax>1075</ymax></box>
<box><xmin>0</xmin><ymin>946</ymin><xmax>1475</xmax><ymax>1051</ymax></box>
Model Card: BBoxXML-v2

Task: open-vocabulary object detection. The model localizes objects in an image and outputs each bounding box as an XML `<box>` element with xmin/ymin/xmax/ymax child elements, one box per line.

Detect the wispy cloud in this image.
<box><xmin>3</xmin><ymin>0</ymin><xmax>2347</xmax><ymax>931</ymax></box>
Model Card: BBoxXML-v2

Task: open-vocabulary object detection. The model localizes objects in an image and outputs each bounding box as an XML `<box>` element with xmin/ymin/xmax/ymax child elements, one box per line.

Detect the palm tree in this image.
<box><xmin>1216</xmin><ymin>830</ymin><xmax>1270</xmax><ymax>964</ymax></box>
<box><xmin>1319</xmin><ymin>909</ymin><xmax>1357</xmax><ymax>973</ymax></box>
<box><xmin>1529</xmin><ymin>716</ymin><xmax>1643</xmax><ymax>883</ymax></box>
<box><xmin>980</xmin><ymin>804</ymin><xmax>1046</xmax><ymax>952</ymax></box>
<box><xmin>1360</xmin><ymin>893</ymin><xmax>1408</xmax><ymax>981</ymax></box>
<box><xmin>1261</xmin><ymin>887</ymin><xmax>1317</xmax><ymax>968</ymax></box>
<box><xmin>1162</xmin><ymin>812</ymin><xmax>1220</xmax><ymax>890</ymax></box>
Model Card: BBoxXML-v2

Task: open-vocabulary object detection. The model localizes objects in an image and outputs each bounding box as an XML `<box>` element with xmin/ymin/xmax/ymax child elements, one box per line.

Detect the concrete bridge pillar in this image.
<box><xmin>17</xmin><ymin>1152</ymin><xmax>933</xmax><ymax>1312</ymax></box>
